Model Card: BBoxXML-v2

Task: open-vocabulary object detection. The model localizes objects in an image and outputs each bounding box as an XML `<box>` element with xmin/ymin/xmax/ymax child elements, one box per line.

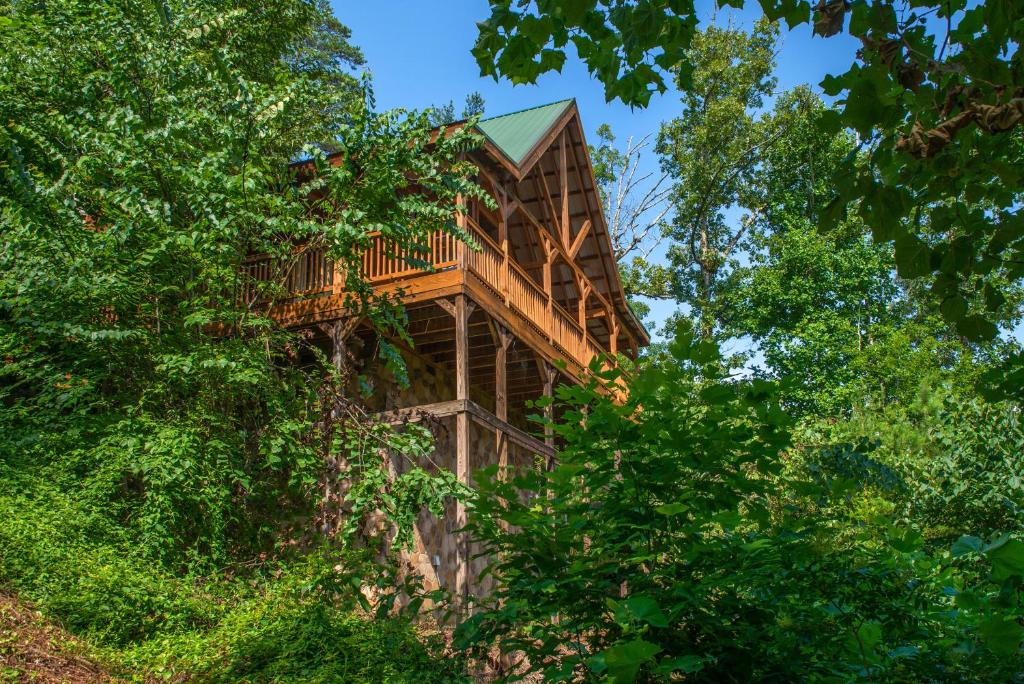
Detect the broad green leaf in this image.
<box><xmin>603</xmin><ymin>639</ymin><xmax>662</xmax><ymax>683</ymax></box>
<box><xmin>986</xmin><ymin>538</ymin><xmax>1024</xmax><ymax>581</ymax></box>
<box><xmin>979</xmin><ymin>616</ymin><xmax>1023</xmax><ymax>656</ymax></box>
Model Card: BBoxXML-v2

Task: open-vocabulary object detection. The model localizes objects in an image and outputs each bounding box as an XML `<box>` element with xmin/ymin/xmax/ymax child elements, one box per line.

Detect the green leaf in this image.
<box><xmin>847</xmin><ymin>620</ymin><xmax>882</xmax><ymax>658</ymax></box>
<box><xmin>939</xmin><ymin>294</ymin><xmax>968</xmax><ymax>322</ymax></box>
<box><xmin>894</xmin><ymin>232</ymin><xmax>931</xmax><ymax>279</ymax></box>
<box><xmin>656</xmin><ymin>654</ymin><xmax>705</xmax><ymax>674</ymax></box>
<box><xmin>655</xmin><ymin>502</ymin><xmax>689</xmax><ymax>516</ymax></box>
<box><xmin>603</xmin><ymin>639</ymin><xmax>662</xmax><ymax>683</ymax></box>
<box><xmin>951</xmin><ymin>535</ymin><xmax>982</xmax><ymax>557</ymax></box>
<box><xmin>622</xmin><ymin>596</ymin><xmax>669</xmax><ymax>628</ymax></box>
<box><xmin>979</xmin><ymin>616</ymin><xmax>1023</xmax><ymax>656</ymax></box>
<box><xmin>955</xmin><ymin>315</ymin><xmax>998</xmax><ymax>342</ymax></box>
<box><xmin>986</xmin><ymin>538</ymin><xmax>1024</xmax><ymax>581</ymax></box>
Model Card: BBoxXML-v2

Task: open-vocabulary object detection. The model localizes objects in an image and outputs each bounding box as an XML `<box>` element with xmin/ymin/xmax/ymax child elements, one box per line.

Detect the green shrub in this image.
<box><xmin>0</xmin><ymin>470</ymin><xmax>217</xmax><ymax>646</ymax></box>
<box><xmin>123</xmin><ymin>592</ymin><xmax>465</xmax><ymax>683</ymax></box>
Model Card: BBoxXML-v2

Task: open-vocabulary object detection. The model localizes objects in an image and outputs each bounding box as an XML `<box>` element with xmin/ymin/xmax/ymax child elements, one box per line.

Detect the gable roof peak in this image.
<box><xmin>475</xmin><ymin>99</ymin><xmax>575</xmax><ymax>167</ymax></box>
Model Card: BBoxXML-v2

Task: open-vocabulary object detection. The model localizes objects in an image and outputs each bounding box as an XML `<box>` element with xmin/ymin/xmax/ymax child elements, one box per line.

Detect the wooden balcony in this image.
<box><xmin>461</xmin><ymin>218</ymin><xmax>609</xmax><ymax>377</ymax></box>
<box><xmin>244</xmin><ymin>218</ymin><xmax>623</xmax><ymax>383</ymax></box>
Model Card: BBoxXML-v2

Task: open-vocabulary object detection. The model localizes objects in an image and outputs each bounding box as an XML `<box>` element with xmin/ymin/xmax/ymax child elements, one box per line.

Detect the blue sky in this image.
<box><xmin>333</xmin><ymin>1</ymin><xmax>862</xmax><ymax>342</ymax></box>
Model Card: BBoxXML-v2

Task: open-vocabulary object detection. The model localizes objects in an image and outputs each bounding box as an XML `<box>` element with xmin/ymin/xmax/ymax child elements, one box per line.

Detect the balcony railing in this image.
<box><xmin>244</xmin><ymin>223</ymin><xmax>615</xmax><ymax>376</ymax></box>
<box><xmin>461</xmin><ymin>219</ymin><xmax>608</xmax><ymax>374</ymax></box>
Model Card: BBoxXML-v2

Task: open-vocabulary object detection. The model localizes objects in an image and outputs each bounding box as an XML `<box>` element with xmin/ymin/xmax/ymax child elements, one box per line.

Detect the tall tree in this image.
<box><xmin>462</xmin><ymin>91</ymin><xmax>486</xmax><ymax>118</ymax></box>
<box><xmin>656</xmin><ymin>19</ymin><xmax>780</xmax><ymax>338</ymax></box>
<box><xmin>726</xmin><ymin>91</ymin><xmax>1018</xmax><ymax>415</ymax></box>
<box><xmin>589</xmin><ymin>124</ymin><xmax>671</xmax><ymax>319</ymax></box>
<box><xmin>428</xmin><ymin>91</ymin><xmax>486</xmax><ymax>126</ymax></box>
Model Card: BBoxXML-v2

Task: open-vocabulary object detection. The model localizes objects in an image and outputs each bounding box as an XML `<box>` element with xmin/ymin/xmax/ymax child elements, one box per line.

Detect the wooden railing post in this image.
<box><xmin>456</xmin><ymin>194</ymin><xmax>467</xmax><ymax>271</ymax></box>
<box><xmin>499</xmin><ymin>210</ymin><xmax>510</xmax><ymax>306</ymax></box>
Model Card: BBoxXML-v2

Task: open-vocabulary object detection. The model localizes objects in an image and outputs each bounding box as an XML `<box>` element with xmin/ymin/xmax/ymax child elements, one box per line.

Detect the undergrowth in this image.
<box><xmin>0</xmin><ymin>464</ymin><xmax>465</xmax><ymax>683</ymax></box>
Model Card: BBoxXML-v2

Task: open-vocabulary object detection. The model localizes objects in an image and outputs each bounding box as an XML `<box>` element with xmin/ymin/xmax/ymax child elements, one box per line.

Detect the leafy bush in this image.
<box><xmin>0</xmin><ymin>468</ymin><xmax>464</xmax><ymax>681</ymax></box>
<box><xmin>0</xmin><ymin>468</ymin><xmax>217</xmax><ymax>646</ymax></box>
<box><xmin>456</xmin><ymin>322</ymin><xmax>1023</xmax><ymax>682</ymax></box>
<box><xmin>914</xmin><ymin>399</ymin><xmax>1024</xmax><ymax>539</ymax></box>
<box><xmin>121</xmin><ymin>585</ymin><xmax>465</xmax><ymax>683</ymax></box>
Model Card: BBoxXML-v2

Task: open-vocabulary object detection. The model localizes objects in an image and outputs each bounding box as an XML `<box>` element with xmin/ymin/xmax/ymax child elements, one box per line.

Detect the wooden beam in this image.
<box><xmin>454</xmin><ymin>294</ymin><xmax>470</xmax><ymax>603</ymax></box>
<box><xmin>533</xmin><ymin>158</ymin><xmax>561</xmax><ymax>240</ymax></box>
<box><xmin>373</xmin><ymin>398</ymin><xmax>554</xmax><ymax>459</ymax></box>
<box><xmin>508</xmin><ymin>193</ymin><xmax>614</xmax><ymax>315</ymax></box>
<box><xmin>568</xmin><ymin>219</ymin><xmax>592</xmax><ymax>260</ymax></box>
<box><xmin>577</xmin><ymin>278</ymin><xmax>592</xmax><ymax>329</ymax></box>
<box><xmin>316</xmin><ymin>317</ymin><xmax>363</xmax><ymax>373</ymax></box>
<box><xmin>610</xmin><ymin>315</ymin><xmax>620</xmax><ymax>356</ymax></box>
<box><xmin>436</xmin><ymin>296</ymin><xmax>475</xmax><ymax>321</ymax></box>
<box><xmin>559</xmin><ymin>131</ymin><xmax>570</xmax><ymax>248</ymax></box>
<box><xmin>495</xmin><ymin>322</ymin><xmax>513</xmax><ymax>474</ymax></box>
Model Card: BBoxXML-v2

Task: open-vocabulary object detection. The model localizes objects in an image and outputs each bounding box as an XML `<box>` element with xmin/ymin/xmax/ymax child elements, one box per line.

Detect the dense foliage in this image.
<box><xmin>457</xmin><ymin>325</ymin><xmax>1023</xmax><ymax>681</ymax></box>
<box><xmin>0</xmin><ymin>0</ymin><xmax>485</xmax><ymax>567</ymax></box>
<box><xmin>2</xmin><ymin>0</ymin><xmax>1022</xmax><ymax>681</ymax></box>
<box><xmin>474</xmin><ymin>0</ymin><xmax>1024</xmax><ymax>345</ymax></box>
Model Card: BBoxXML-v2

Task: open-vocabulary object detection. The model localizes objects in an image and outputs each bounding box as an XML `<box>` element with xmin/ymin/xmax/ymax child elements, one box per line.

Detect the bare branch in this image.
<box><xmin>596</xmin><ymin>131</ymin><xmax>671</xmax><ymax>262</ymax></box>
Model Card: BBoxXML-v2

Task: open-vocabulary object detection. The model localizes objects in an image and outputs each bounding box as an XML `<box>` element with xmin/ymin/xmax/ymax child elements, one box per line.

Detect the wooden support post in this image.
<box><xmin>610</xmin><ymin>314</ymin><xmax>620</xmax><ymax>356</ymax></box>
<box><xmin>455</xmin><ymin>295</ymin><xmax>471</xmax><ymax>603</ymax></box>
<box><xmin>495</xmin><ymin>324</ymin><xmax>513</xmax><ymax>473</ymax></box>
<box><xmin>436</xmin><ymin>295</ymin><xmax>476</xmax><ymax>602</ymax></box>
<box><xmin>577</xmin><ymin>278</ymin><xmax>591</xmax><ymax>329</ymax></box>
<box><xmin>541</xmin><ymin>363</ymin><xmax>557</xmax><ymax>469</ymax></box>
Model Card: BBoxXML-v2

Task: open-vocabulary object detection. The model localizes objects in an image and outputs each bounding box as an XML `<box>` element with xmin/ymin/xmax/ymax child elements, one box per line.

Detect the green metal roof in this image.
<box><xmin>476</xmin><ymin>99</ymin><xmax>574</xmax><ymax>167</ymax></box>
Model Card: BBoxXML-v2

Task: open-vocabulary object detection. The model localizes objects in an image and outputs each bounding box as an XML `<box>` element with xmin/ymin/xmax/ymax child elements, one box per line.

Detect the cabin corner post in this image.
<box><xmin>453</xmin><ymin>294</ymin><xmax>473</xmax><ymax>603</ymax></box>
<box><xmin>495</xmin><ymin>323</ymin><xmax>513</xmax><ymax>474</ymax></box>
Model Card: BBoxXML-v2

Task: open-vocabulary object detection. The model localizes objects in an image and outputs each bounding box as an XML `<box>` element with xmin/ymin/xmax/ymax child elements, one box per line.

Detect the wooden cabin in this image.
<box><xmin>250</xmin><ymin>100</ymin><xmax>649</xmax><ymax>601</ymax></box>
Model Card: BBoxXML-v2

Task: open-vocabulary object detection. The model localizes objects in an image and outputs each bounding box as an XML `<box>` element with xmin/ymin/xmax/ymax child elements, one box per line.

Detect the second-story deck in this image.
<box><xmin>246</xmin><ymin>215</ymin><xmax>623</xmax><ymax>384</ymax></box>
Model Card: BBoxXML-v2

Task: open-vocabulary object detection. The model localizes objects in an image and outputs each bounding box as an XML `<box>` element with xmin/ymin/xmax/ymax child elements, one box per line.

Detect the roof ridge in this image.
<box><xmin>478</xmin><ymin>98</ymin><xmax>574</xmax><ymax>124</ymax></box>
